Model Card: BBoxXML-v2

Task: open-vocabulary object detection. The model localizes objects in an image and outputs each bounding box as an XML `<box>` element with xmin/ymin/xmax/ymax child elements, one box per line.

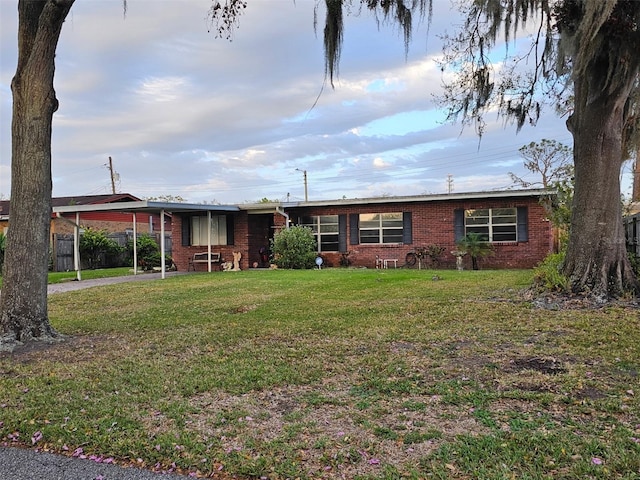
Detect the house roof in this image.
<box><xmin>240</xmin><ymin>188</ymin><xmax>553</xmax><ymax>212</ymax></box>
<box><xmin>0</xmin><ymin>193</ymin><xmax>142</xmax><ymax>218</ymax></box>
<box><xmin>51</xmin><ymin>193</ymin><xmax>142</xmax><ymax>207</ymax></box>
<box><xmin>0</xmin><ymin>189</ymin><xmax>552</xmax><ymax>220</ymax></box>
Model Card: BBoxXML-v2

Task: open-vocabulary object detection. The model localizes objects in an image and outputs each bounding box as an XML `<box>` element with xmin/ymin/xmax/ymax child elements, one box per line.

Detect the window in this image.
<box><xmin>299</xmin><ymin>215</ymin><xmax>339</xmax><ymax>252</ymax></box>
<box><xmin>465</xmin><ymin>208</ymin><xmax>517</xmax><ymax>242</ymax></box>
<box><xmin>190</xmin><ymin>215</ymin><xmax>228</xmax><ymax>246</ymax></box>
<box><xmin>359</xmin><ymin>212</ymin><xmax>403</xmax><ymax>244</ymax></box>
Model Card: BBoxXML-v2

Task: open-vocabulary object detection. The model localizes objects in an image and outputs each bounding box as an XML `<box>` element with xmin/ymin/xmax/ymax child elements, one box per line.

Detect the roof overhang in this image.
<box><xmin>241</xmin><ymin>188</ymin><xmax>554</xmax><ymax>211</ymax></box>
<box><xmin>53</xmin><ymin>201</ymin><xmax>240</xmax><ymax>215</ymax></box>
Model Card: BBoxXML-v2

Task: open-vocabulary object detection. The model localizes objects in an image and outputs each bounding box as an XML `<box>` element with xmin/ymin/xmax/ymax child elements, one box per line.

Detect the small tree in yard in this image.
<box><xmin>511</xmin><ymin>139</ymin><xmax>575</xmax><ymax>250</ymax></box>
<box><xmin>129</xmin><ymin>234</ymin><xmax>170</xmax><ymax>270</ymax></box>
<box><xmin>79</xmin><ymin>228</ymin><xmax>123</xmax><ymax>270</ymax></box>
<box><xmin>457</xmin><ymin>233</ymin><xmax>494</xmax><ymax>271</ymax></box>
<box><xmin>270</xmin><ymin>226</ymin><xmax>317</xmax><ymax>269</ymax></box>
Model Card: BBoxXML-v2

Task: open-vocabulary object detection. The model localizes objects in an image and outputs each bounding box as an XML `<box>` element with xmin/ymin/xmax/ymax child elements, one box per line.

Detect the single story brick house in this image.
<box><xmin>172</xmin><ymin>188</ymin><xmax>554</xmax><ymax>271</ymax></box>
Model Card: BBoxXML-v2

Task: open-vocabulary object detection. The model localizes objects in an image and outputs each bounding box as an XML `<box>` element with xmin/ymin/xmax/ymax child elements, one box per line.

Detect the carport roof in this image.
<box><xmin>53</xmin><ymin>200</ymin><xmax>240</xmax><ymax>215</ymax></box>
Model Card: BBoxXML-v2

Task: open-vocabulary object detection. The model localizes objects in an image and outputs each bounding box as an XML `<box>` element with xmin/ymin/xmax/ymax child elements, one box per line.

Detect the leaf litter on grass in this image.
<box><xmin>2</xmin><ymin>270</ymin><xmax>639</xmax><ymax>478</ymax></box>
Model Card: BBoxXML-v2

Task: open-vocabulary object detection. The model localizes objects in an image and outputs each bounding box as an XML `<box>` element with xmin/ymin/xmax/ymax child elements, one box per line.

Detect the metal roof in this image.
<box><xmin>53</xmin><ymin>200</ymin><xmax>240</xmax><ymax>215</ymax></box>
<box><xmin>240</xmin><ymin>188</ymin><xmax>553</xmax><ymax>211</ymax></box>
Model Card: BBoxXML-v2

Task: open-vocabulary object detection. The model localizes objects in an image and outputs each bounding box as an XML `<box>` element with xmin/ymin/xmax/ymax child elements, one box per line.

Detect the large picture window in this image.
<box><xmin>359</xmin><ymin>212</ymin><xmax>403</xmax><ymax>244</ymax></box>
<box><xmin>191</xmin><ymin>215</ymin><xmax>228</xmax><ymax>246</ymax></box>
<box><xmin>299</xmin><ymin>215</ymin><xmax>339</xmax><ymax>252</ymax></box>
<box><xmin>465</xmin><ymin>208</ymin><xmax>517</xmax><ymax>242</ymax></box>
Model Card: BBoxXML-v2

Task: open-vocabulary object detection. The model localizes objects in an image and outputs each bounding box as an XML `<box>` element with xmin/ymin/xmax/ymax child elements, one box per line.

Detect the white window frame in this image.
<box><xmin>359</xmin><ymin>212</ymin><xmax>403</xmax><ymax>244</ymax></box>
<box><xmin>299</xmin><ymin>215</ymin><xmax>339</xmax><ymax>252</ymax></box>
<box><xmin>465</xmin><ymin>208</ymin><xmax>518</xmax><ymax>242</ymax></box>
<box><xmin>191</xmin><ymin>215</ymin><xmax>228</xmax><ymax>246</ymax></box>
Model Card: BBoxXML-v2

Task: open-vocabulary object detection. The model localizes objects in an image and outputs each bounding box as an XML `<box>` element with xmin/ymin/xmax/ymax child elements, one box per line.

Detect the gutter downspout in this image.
<box><xmin>275</xmin><ymin>206</ymin><xmax>289</xmax><ymax>229</ymax></box>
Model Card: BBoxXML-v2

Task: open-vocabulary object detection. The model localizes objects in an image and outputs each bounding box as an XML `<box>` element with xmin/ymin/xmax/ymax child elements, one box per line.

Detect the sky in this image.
<box><xmin>0</xmin><ymin>0</ymin><xmax>630</xmax><ymax>205</ymax></box>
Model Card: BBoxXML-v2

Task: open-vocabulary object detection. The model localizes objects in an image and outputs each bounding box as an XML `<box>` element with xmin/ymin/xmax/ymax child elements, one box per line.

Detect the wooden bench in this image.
<box><xmin>188</xmin><ymin>252</ymin><xmax>222</xmax><ymax>271</ymax></box>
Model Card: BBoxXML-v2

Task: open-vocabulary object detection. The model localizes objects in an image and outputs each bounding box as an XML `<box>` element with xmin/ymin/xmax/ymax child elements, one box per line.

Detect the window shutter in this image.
<box><xmin>402</xmin><ymin>212</ymin><xmax>413</xmax><ymax>244</ymax></box>
<box><xmin>226</xmin><ymin>215</ymin><xmax>235</xmax><ymax>245</ymax></box>
<box><xmin>349</xmin><ymin>214</ymin><xmax>359</xmax><ymax>245</ymax></box>
<box><xmin>181</xmin><ymin>216</ymin><xmax>191</xmax><ymax>246</ymax></box>
<box><xmin>454</xmin><ymin>209</ymin><xmax>465</xmax><ymax>242</ymax></box>
<box><xmin>338</xmin><ymin>214</ymin><xmax>347</xmax><ymax>252</ymax></box>
<box><xmin>517</xmin><ymin>207</ymin><xmax>528</xmax><ymax>242</ymax></box>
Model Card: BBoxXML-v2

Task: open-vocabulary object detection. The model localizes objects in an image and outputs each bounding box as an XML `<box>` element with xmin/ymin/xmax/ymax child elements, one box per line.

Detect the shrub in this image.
<box><xmin>424</xmin><ymin>244</ymin><xmax>446</xmax><ymax>265</ymax></box>
<box><xmin>128</xmin><ymin>233</ymin><xmax>172</xmax><ymax>270</ymax></box>
<box><xmin>270</xmin><ymin>226</ymin><xmax>317</xmax><ymax>269</ymax></box>
<box><xmin>533</xmin><ymin>252</ymin><xmax>568</xmax><ymax>292</ymax></box>
<box><xmin>79</xmin><ymin>228</ymin><xmax>123</xmax><ymax>269</ymax></box>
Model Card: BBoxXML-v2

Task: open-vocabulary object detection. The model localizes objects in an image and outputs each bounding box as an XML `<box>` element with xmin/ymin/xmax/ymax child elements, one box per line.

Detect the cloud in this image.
<box><xmin>0</xmin><ymin>0</ymin><xmax>590</xmax><ymax>204</ymax></box>
<box><xmin>373</xmin><ymin>157</ymin><xmax>392</xmax><ymax>168</ymax></box>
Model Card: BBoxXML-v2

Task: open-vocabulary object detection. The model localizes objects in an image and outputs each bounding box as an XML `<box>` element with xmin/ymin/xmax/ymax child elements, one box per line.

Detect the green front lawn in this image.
<box><xmin>1</xmin><ymin>269</ymin><xmax>638</xmax><ymax>479</ymax></box>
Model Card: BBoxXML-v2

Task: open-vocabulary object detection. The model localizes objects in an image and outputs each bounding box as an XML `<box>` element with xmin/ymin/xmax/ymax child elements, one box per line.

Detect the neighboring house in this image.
<box><xmin>1</xmin><ymin>194</ymin><xmax>171</xmax><ymax>271</ymax></box>
<box><xmin>0</xmin><ymin>194</ymin><xmax>168</xmax><ymax>237</ymax></box>
<box><xmin>51</xmin><ymin>194</ymin><xmax>169</xmax><ymax>236</ymax></box>
<box><xmin>172</xmin><ymin>189</ymin><xmax>555</xmax><ymax>271</ymax></box>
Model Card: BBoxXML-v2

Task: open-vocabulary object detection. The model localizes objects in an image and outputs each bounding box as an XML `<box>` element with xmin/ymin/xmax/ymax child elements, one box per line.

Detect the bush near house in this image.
<box><xmin>270</xmin><ymin>226</ymin><xmax>317</xmax><ymax>269</ymax></box>
<box><xmin>128</xmin><ymin>233</ymin><xmax>173</xmax><ymax>270</ymax></box>
<box><xmin>79</xmin><ymin>227</ymin><xmax>123</xmax><ymax>270</ymax></box>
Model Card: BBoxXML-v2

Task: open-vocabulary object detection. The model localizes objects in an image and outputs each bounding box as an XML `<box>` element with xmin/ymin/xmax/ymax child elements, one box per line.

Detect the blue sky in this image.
<box><xmin>1</xmin><ymin>0</ymin><xmax>628</xmax><ymax>205</ymax></box>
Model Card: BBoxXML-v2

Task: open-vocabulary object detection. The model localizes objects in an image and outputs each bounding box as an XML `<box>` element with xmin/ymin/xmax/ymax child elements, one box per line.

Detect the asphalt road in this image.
<box><xmin>2</xmin><ymin>272</ymin><xmax>194</xmax><ymax>479</ymax></box>
<box><xmin>0</xmin><ymin>446</ymin><xmax>190</xmax><ymax>480</ymax></box>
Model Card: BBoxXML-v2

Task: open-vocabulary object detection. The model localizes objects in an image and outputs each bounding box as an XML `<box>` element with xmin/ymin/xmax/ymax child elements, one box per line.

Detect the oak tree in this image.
<box><xmin>1</xmin><ymin>0</ymin><xmax>75</xmax><ymax>351</ymax></box>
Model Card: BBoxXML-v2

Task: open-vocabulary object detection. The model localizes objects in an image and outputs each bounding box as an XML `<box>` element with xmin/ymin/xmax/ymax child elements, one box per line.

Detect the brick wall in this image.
<box><xmin>172</xmin><ymin>212</ymin><xmax>250</xmax><ymax>271</ymax></box>
<box><xmin>171</xmin><ymin>196</ymin><xmax>553</xmax><ymax>272</ymax></box>
<box><xmin>287</xmin><ymin>196</ymin><xmax>552</xmax><ymax>270</ymax></box>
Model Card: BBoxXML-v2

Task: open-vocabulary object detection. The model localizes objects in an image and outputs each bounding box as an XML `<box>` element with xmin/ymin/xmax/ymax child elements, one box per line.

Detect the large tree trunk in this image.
<box><xmin>0</xmin><ymin>0</ymin><xmax>74</xmax><ymax>351</ymax></box>
<box><xmin>563</xmin><ymin>61</ymin><xmax>640</xmax><ymax>301</ymax></box>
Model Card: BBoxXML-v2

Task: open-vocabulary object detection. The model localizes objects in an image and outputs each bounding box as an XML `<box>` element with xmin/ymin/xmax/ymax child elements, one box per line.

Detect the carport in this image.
<box><xmin>53</xmin><ymin>201</ymin><xmax>240</xmax><ymax>280</ymax></box>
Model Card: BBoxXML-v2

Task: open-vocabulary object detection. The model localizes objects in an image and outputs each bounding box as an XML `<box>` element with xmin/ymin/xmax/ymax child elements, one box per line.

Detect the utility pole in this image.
<box><xmin>447</xmin><ymin>174</ymin><xmax>454</xmax><ymax>194</ymax></box>
<box><xmin>108</xmin><ymin>156</ymin><xmax>117</xmax><ymax>194</ymax></box>
<box><xmin>296</xmin><ymin>168</ymin><xmax>308</xmax><ymax>202</ymax></box>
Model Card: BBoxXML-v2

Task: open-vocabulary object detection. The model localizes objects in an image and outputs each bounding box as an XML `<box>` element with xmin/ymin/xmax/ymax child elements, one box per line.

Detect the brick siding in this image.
<box><xmin>171</xmin><ymin>195</ymin><xmax>553</xmax><ymax>271</ymax></box>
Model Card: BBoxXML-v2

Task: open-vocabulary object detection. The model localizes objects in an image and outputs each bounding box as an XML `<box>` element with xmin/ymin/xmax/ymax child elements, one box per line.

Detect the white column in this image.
<box><xmin>207</xmin><ymin>211</ymin><xmax>212</xmax><ymax>272</ymax></box>
<box><xmin>132</xmin><ymin>213</ymin><xmax>138</xmax><ymax>275</ymax></box>
<box><xmin>160</xmin><ymin>209</ymin><xmax>166</xmax><ymax>279</ymax></box>
<box><xmin>74</xmin><ymin>212</ymin><xmax>81</xmax><ymax>281</ymax></box>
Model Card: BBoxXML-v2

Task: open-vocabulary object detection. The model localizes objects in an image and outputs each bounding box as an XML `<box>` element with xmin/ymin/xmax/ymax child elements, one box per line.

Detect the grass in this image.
<box><xmin>0</xmin><ymin>266</ymin><xmax>133</xmax><ymax>287</ymax></box>
<box><xmin>1</xmin><ymin>268</ymin><xmax>639</xmax><ymax>479</ymax></box>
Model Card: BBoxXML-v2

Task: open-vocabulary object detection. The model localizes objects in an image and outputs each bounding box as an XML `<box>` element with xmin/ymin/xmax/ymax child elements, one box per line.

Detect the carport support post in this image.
<box><xmin>74</xmin><ymin>212</ymin><xmax>81</xmax><ymax>281</ymax></box>
<box><xmin>160</xmin><ymin>209</ymin><xmax>166</xmax><ymax>279</ymax></box>
<box><xmin>132</xmin><ymin>212</ymin><xmax>138</xmax><ymax>275</ymax></box>
<box><xmin>207</xmin><ymin>211</ymin><xmax>212</xmax><ymax>273</ymax></box>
